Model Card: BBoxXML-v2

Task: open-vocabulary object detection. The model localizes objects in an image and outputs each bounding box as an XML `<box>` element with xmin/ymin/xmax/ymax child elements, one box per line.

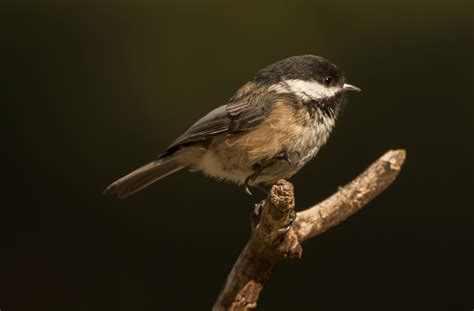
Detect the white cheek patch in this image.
<box><xmin>269</xmin><ymin>79</ymin><xmax>339</xmax><ymax>101</ymax></box>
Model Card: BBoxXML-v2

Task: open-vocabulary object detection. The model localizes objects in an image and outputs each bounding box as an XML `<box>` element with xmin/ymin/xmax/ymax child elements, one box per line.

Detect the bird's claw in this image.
<box><xmin>277</xmin><ymin>209</ymin><xmax>297</xmax><ymax>234</ymax></box>
<box><xmin>245</xmin><ymin>186</ymin><xmax>253</xmax><ymax>196</ymax></box>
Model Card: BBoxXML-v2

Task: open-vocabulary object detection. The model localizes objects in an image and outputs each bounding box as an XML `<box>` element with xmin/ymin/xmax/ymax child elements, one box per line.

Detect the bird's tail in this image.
<box><xmin>104</xmin><ymin>157</ymin><xmax>184</xmax><ymax>199</ymax></box>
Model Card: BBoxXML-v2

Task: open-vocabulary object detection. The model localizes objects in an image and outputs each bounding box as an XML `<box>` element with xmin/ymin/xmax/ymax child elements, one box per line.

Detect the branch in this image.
<box><xmin>213</xmin><ymin>149</ymin><xmax>406</xmax><ymax>311</ymax></box>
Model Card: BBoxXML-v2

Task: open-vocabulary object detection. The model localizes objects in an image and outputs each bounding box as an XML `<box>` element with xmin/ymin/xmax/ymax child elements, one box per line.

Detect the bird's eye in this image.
<box><xmin>323</xmin><ymin>77</ymin><xmax>333</xmax><ymax>86</ymax></box>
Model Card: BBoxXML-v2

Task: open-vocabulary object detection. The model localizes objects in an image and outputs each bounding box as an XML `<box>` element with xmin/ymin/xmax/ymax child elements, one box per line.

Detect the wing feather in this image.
<box><xmin>159</xmin><ymin>82</ymin><xmax>287</xmax><ymax>158</ymax></box>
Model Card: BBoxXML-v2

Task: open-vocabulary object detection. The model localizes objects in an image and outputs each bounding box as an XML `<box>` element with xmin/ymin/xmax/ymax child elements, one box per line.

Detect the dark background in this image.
<box><xmin>1</xmin><ymin>0</ymin><xmax>472</xmax><ymax>310</ymax></box>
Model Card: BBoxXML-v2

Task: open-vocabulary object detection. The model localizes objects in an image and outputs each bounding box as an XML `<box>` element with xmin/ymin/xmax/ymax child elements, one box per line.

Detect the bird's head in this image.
<box><xmin>254</xmin><ymin>55</ymin><xmax>360</xmax><ymax>117</ymax></box>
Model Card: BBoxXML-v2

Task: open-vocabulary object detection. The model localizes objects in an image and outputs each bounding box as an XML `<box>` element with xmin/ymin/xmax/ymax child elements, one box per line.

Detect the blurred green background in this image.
<box><xmin>1</xmin><ymin>0</ymin><xmax>473</xmax><ymax>310</ymax></box>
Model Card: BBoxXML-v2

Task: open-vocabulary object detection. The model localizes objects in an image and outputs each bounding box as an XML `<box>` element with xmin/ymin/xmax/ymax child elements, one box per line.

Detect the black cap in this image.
<box><xmin>254</xmin><ymin>55</ymin><xmax>346</xmax><ymax>87</ymax></box>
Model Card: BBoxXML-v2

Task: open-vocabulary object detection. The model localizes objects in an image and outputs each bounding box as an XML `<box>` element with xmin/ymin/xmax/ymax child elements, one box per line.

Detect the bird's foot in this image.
<box><xmin>244</xmin><ymin>164</ymin><xmax>264</xmax><ymax>196</ymax></box>
<box><xmin>243</xmin><ymin>172</ymin><xmax>268</xmax><ymax>195</ymax></box>
<box><xmin>277</xmin><ymin>209</ymin><xmax>297</xmax><ymax>234</ymax></box>
<box><xmin>245</xmin><ymin>185</ymin><xmax>253</xmax><ymax>196</ymax></box>
<box><xmin>275</xmin><ymin>150</ymin><xmax>301</xmax><ymax>165</ymax></box>
<box><xmin>276</xmin><ymin>151</ymin><xmax>291</xmax><ymax>164</ymax></box>
<box><xmin>244</xmin><ymin>183</ymin><xmax>269</xmax><ymax>196</ymax></box>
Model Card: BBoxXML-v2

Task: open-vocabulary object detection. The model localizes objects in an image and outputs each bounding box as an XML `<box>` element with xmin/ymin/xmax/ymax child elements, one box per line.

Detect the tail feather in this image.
<box><xmin>104</xmin><ymin>158</ymin><xmax>184</xmax><ymax>199</ymax></box>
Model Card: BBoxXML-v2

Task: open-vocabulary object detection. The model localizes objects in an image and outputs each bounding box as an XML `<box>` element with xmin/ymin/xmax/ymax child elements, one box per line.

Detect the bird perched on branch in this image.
<box><xmin>104</xmin><ymin>55</ymin><xmax>360</xmax><ymax>198</ymax></box>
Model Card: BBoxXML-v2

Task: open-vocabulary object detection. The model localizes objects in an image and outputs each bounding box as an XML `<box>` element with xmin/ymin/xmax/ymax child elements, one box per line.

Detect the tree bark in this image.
<box><xmin>213</xmin><ymin>149</ymin><xmax>406</xmax><ymax>311</ymax></box>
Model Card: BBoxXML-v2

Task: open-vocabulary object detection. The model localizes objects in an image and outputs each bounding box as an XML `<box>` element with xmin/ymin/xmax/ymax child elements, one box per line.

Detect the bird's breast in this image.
<box><xmin>193</xmin><ymin>102</ymin><xmax>336</xmax><ymax>184</ymax></box>
<box><xmin>292</xmin><ymin>111</ymin><xmax>335</xmax><ymax>165</ymax></box>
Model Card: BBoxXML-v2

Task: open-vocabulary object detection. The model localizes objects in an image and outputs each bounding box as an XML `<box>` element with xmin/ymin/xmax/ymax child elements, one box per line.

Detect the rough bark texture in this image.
<box><xmin>213</xmin><ymin>149</ymin><xmax>406</xmax><ymax>311</ymax></box>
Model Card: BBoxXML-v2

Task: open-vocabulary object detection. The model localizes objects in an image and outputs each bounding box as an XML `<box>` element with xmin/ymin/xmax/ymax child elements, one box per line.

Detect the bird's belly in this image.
<box><xmin>196</xmin><ymin>149</ymin><xmax>251</xmax><ymax>184</ymax></box>
<box><xmin>196</xmin><ymin>123</ymin><xmax>332</xmax><ymax>185</ymax></box>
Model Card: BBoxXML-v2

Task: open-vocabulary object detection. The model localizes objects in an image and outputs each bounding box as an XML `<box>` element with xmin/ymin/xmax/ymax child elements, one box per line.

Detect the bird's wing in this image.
<box><xmin>160</xmin><ymin>82</ymin><xmax>287</xmax><ymax>157</ymax></box>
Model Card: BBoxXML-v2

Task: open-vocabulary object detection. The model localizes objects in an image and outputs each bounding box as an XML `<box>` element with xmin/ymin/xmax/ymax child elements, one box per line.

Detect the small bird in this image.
<box><xmin>104</xmin><ymin>55</ymin><xmax>360</xmax><ymax>199</ymax></box>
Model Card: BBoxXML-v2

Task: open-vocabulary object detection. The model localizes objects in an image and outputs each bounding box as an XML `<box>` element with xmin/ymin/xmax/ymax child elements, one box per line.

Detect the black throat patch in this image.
<box><xmin>306</xmin><ymin>93</ymin><xmax>347</xmax><ymax>121</ymax></box>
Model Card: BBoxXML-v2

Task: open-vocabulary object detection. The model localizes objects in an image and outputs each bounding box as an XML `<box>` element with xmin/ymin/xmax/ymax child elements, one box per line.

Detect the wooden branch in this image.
<box><xmin>213</xmin><ymin>149</ymin><xmax>406</xmax><ymax>311</ymax></box>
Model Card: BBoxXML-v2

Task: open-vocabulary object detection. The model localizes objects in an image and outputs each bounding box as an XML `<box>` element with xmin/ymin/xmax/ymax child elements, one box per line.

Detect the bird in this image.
<box><xmin>104</xmin><ymin>55</ymin><xmax>360</xmax><ymax>199</ymax></box>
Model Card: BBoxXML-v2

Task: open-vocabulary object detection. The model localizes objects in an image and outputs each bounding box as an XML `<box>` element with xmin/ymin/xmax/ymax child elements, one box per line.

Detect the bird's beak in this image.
<box><xmin>342</xmin><ymin>83</ymin><xmax>361</xmax><ymax>92</ymax></box>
